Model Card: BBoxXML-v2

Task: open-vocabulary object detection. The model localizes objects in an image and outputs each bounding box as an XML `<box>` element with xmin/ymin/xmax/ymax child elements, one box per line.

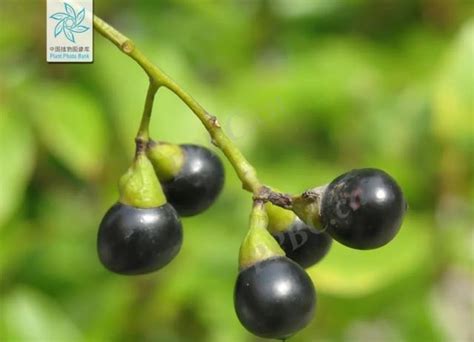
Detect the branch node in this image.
<box><xmin>208</xmin><ymin>115</ymin><xmax>221</xmax><ymax>128</ymax></box>
<box><xmin>121</xmin><ymin>41</ymin><xmax>135</xmax><ymax>54</ymax></box>
<box><xmin>254</xmin><ymin>186</ymin><xmax>293</xmax><ymax>209</ymax></box>
<box><xmin>135</xmin><ymin>137</ymin><xmax>147</xmax><ymax>154</ymax></box>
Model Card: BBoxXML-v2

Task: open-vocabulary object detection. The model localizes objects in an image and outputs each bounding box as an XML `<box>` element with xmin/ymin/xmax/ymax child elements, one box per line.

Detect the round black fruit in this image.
<box><xmin>274</xmin><ymin>218</ymin><xmax>332</xmax><ymax>269</ymax></box>
<box><xmin>234</xmin><ymin>257</ymin><xmax>316</xmax><ymax>339</ymax></box>
<box><xmin>162</xmin><ymin>144</ymin><xmax>224</xmax><ymax>217</ymax></box>
<box><xmin>321</xmin><ymin>168</ymin><xmax>406</xmax><ymax>250</ymax></box>
<box><xmin>98</xmin><ymin>202</ymin><xmax>183</xmax><ymax>275</ymax></box>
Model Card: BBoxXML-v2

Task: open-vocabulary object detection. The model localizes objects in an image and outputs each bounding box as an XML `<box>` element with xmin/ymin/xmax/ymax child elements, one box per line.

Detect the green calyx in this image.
<box><xmin>291</xmin><ymin>186</ymin><xmax>326</xmax><ymax>230</ymax></box>
<box><xmin>146</xmin><ymin>140</ymin><xmax>185</xmax><ymax>182</ymax></box>
<box><xmin>265</xmin><ymin>202</ymin><xmax>296</xmax><ymax>235</ymax></box>
<box><xmin>119</xmin><ymin>152</ymin><xmax>167</xmax><ymax>208</ymax></box>
<box><xmin>239</xmin><ymin>202</ymin><xmax>285</xmax><ymax>271</ymax></box>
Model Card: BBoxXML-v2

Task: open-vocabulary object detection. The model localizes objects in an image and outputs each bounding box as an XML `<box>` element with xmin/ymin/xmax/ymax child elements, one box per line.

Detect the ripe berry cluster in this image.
<box><xmin>91</xmin><ymin>14</ymin><xmax>409</xmax><ymax>339</ymax></box>
<box><xmin>98</xmin><ymin>144</ymin><xmax>406</xmax><ymax>339</ymax></box>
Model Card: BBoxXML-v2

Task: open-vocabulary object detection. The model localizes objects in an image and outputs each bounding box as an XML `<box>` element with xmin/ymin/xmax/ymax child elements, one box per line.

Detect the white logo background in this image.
<box><xmin>46</xmin><ymin>0</ymin><xmax>93</xmax><ymax>63</ymax></box>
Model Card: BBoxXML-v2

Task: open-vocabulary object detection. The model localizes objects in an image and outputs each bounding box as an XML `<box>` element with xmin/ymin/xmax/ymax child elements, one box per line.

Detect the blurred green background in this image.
<box><xmin>1</xmin><ymin>0</ymin><xmax>473</xmax><ymax>341</ymax></box>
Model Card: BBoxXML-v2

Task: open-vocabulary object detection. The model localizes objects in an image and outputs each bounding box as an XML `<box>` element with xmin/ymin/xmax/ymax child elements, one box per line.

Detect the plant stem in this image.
<box><xmin>93</xmin><ymin>14</ymin><xmax>262</xmax><ymax>194</ymax></box>
<box><xmin>136</xmin><ymin>81</ymin><xmax>159</xmax><ymax>143</ymax></box>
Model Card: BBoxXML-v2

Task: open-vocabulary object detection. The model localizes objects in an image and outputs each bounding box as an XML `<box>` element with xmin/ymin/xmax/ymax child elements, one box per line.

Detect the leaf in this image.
<box><xmin>50</xmin><ymin>12</ymin><xmax>68</xmax><ymax>20</ymax></box>
<box><xmin>54</xmin><ymin>21</ymin><xmax>64</xmax><ymax>37</ymax></box>
<box><xmin>64</xmin><ymin>28</ymin><xmax>75</xmax><ymax>43</ymax></box>
<box><xmin>70</xmin><ymin>25</ymin><xmax>88</xmax><ymax>33</ymax></box>
<box><xmin>0</xmin><ymin>287</ymin><xmax>82</xmax><ymax>341</ymax></box>
<box><xmin>76</xmin><ymin>8</ymin><xmax>85</xmax><ymax>25</ymax></box>
<box><xmin>0</xmin><ymin>107</ymin><xmax>35</xmax><ymax>228</ymax></box>
<box><xmin>28</xmin><ymin>84</ymin><xmax>109</xmax><ymax>180</ymax></box>
<box><xmin>64</xmin><ymin>2</ymin><xmax>75</xmax><ymax>18</ymax></box>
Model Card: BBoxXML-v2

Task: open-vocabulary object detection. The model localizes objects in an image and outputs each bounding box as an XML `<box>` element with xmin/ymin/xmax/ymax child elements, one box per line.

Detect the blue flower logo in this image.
<box><xmin>50</xmin><ymin>2</ymin><xmax>89</xmax><ymax>43</ymax></box>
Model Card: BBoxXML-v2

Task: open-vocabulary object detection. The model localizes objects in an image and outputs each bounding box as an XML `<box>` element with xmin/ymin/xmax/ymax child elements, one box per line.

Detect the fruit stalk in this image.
<box><xmin>93</xmin><ymin>15</ymin><xmax>262</xmax><ymax>194</ymax></box>
<box><xmin>136</xmin><ymin>81</ymin><xmax>159</xmax><ymax>143</ymax></box>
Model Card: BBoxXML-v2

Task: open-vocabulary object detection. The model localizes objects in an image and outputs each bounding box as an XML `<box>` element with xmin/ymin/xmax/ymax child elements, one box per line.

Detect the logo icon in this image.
<box><xmin>50</xmin><ymin>2</ymin><xmax>89</xmax><ymax>43</ymax></box>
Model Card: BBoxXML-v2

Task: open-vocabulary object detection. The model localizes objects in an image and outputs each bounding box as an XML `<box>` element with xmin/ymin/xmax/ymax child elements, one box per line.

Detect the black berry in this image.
<box><xmin>161</xmin><ymin>144</ymin><xmax>224</xmax><ymax>217</ymax></box>
<box><xmin>321</xmin><ymin>168</ymin><xmax>406</xmax><ymax>249</ymax></box>
<box><xmin>274</xmin><ymin>218</ymin><xmax>332</xmax><ymax>268</ymax></box>
<box><xmin>97</xmin><ymin>202</ymin><xmax>183</xmax><ymax>275</ymax></box>
<box><xmin>234</xmin><ymin>257</ymin><xmax>316</xmax><ymax>339</ymax></box>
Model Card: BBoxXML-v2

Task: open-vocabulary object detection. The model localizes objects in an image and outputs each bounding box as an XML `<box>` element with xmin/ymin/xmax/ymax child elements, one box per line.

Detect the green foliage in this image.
<box><xmin>1</xmin><ymin>1</ymin><xmax>472</xmax><ymax>341</ymax></box>
<box><xmin>1</xmin><ymin>287</ymin><xmax>82</xmax><ymax>341</ymax></box>
<box><xmin>28</xmin><ymin>83</ymin><xmax>109</xmax><ymax>180</ymax></box>
<box><xmin>0</xmin><ymin>108</ymin><xmax>34</xmax><ymax>227</ymax></box>
<box><xmin>433</xmin><ymin>20</ymin><xmax>474</xmax><ymax>150</ymax></box>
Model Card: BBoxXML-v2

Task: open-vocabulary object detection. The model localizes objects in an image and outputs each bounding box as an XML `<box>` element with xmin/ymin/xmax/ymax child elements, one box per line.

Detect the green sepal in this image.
<box><xmin>239</xmin><ymin>203</ymin><xmax>285</xmax><ymax>271</ymax></box>
<box><xmin>119</xmin><ymin>152</ymin><xmax>166</xmax><ymax>208</ymax></box>
<box><xmin>292</xmin><ymin>186</ymin><xmax>325</xmax><ymax>230</ymax></box>
<box><xmin>265</xmin><ymin>202</ymin><xmax>296</xmax><ymax>234</ymax></box>
<box><xmin>146</xmin><ymin>141</ymin><xmax>185</xmax><ymax>182</ymax></box>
